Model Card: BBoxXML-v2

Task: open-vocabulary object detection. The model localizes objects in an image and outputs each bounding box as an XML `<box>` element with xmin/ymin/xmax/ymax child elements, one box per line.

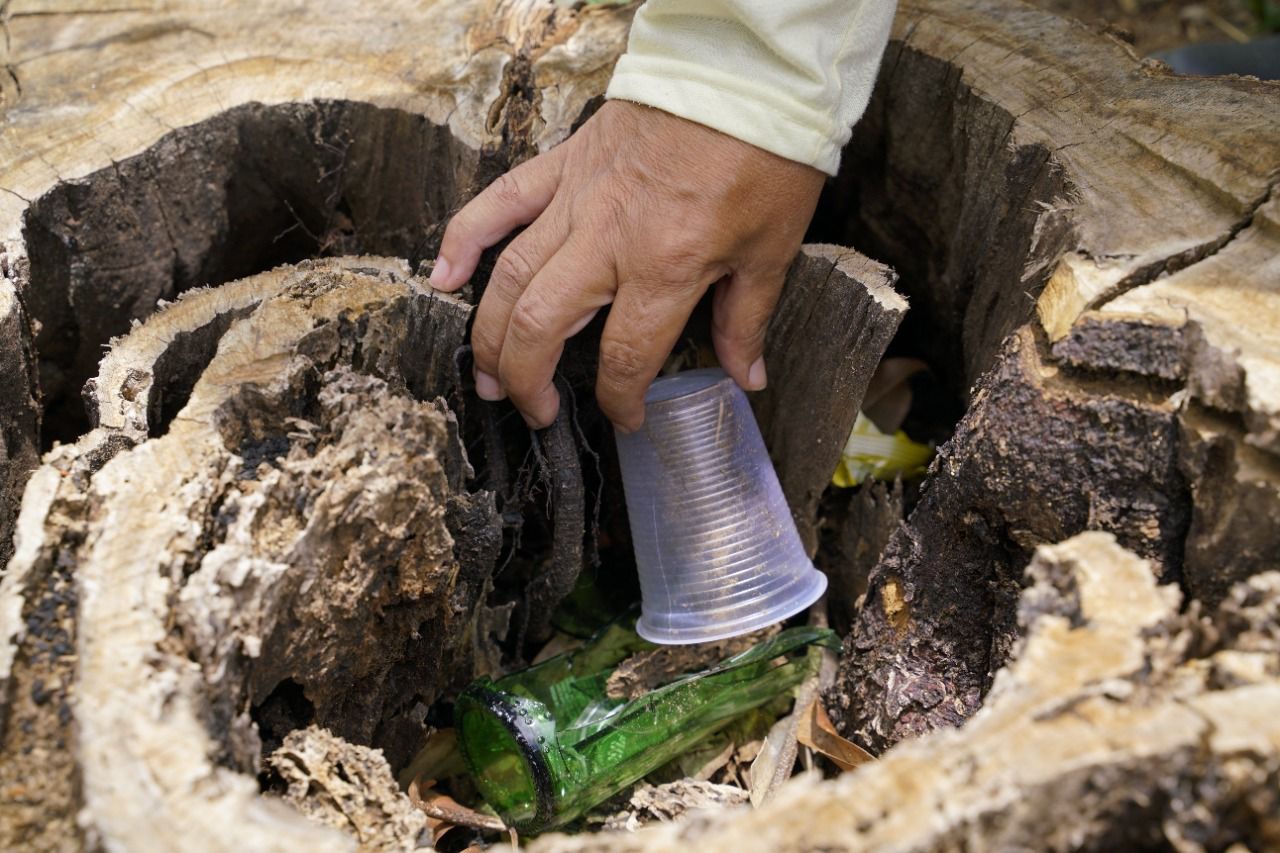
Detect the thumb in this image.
<box><xmin>710</xmin><ymin>267</ymin><xmax>785</xmax><ymax>392</ymax></box>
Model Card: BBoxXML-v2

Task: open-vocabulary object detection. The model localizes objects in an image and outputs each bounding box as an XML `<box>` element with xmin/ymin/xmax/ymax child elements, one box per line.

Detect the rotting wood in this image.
<box><xmin>0</xmin><ymin>280</ymin><xmax>38</xmax><ymax>570</ymax></box>
<box><xmin>0</xmin><ymin>259</ymin><xmax>499</xmax><ymax>850</ymax></box>
<box><xmin>0</xmin><ymin>0</ymin><xmax>636</xmax><ymax>486</ymax></box>
<box><xmin>269</xmin><ymin>725</ymin><xmax>430</xmax><ymax>852</ymax></box>
<box><xmin>522</xmin><ymin>381</ymin><xmax>588</xmax><ymax>648</ymax></box>
<box><xmin>606</xmin><ymin>626</ymin><xmax>778</xmax><ymax>701</ymax></box>
<box><xmin>817</xmin><ymin>479</ymin><xmax>903</xmax><ymax>638</ymax></box>
<box><xmin>532</xmin><ymin>533</ymin><xmax>1280</xmax><ymax>852</ymax></box>
<box><xmin>0</xmin><ymin>0</ymin><xmax>1276</xmax><ymax>848</ymax></box>
<box><xmin>834</xmin><ymin>327</ymin><xmax>1193</xmax><ymax>749</ymax></box>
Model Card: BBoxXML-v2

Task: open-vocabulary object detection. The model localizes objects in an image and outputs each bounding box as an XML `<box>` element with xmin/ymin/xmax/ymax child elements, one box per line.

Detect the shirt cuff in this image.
<box><xmin>605</xmin><ymin>53</ymin><xmax>845</xmax><ymax>176</ymax></box>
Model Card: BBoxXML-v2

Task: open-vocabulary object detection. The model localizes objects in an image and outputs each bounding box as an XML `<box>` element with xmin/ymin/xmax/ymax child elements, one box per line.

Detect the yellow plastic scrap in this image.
<box><xmin>831</xmin><ymin>413</ymin><xmax>934</xmax><ymax>488</ymax></box>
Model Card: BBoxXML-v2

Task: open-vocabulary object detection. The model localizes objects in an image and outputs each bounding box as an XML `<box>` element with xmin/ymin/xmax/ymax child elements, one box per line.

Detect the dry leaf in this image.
<box><xmin>796</xmin><ymin>700</ymin><xmax>875</xmax><ymax>772</ymax></box>
<box><xmin>748</xmin><ymin>710</ymin><xmax>801</xmax><ymax>807</ymax></box>
<box><xmin>749</xmin><ymin>606</ymin><xmax>839</xmax><ymax>806</ymax></box>
<box><xmin>735</xmin><ymin>739</ymin><xmax>763</xmax><ymax>765</ymax></box>
<box><xmin>694</xmin><ymin>740</ymin><xmax>737</xmax><ymax>782</ymax></box>
<box><xmin>531</xmin><ymin>630</ymin><xmax>583</xmax><ymax>664</ymax></box>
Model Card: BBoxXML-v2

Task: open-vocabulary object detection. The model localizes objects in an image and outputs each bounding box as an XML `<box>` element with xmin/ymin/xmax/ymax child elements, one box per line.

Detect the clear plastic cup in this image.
<box><xmin>615</xmin><ymin>368</ymin><xmax>828</xmax><ymax>645</ymax></box>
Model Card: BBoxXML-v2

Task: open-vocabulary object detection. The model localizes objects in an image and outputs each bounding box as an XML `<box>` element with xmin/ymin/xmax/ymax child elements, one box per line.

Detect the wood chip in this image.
<box><xmin>602</xmin><ymin>780</ymin><xmax>750</xmax><ymax>832</ymax></box>
<box><xmin>694</xmin><ymin>740</ymin><xmax>737</xmax><ymax>782</ymax></box>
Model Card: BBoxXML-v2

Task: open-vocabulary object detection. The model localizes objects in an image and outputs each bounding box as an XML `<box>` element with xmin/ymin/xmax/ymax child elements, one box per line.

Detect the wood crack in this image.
<box><xmin>1087</xmin><ymin>174</ymin><xmax>1280</xmax><ymax>313</ymax></box>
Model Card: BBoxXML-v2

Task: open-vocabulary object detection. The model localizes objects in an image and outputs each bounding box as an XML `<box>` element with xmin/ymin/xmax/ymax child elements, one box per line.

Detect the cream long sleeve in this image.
<box><xmin>605</xmin><ymin>0</ymin><xmax>897</xmax><ymax>176</ymax></box>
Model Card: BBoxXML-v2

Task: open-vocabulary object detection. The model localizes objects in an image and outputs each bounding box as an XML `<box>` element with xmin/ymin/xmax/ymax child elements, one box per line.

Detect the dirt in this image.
<box><xmin>1030</xmin><ymin>0</ymin><xmax>1262</xmax><ymax>53</ymax></box>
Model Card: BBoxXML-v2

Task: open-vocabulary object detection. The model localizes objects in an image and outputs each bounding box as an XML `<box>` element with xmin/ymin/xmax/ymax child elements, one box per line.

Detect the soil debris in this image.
<box><xmin>604</xmin><ymin>625</ymin><xmax>779</xmax><ymax>700</ymax></box>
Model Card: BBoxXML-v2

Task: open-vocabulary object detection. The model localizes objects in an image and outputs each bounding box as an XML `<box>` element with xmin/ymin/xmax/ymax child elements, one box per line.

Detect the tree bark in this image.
<box><xmin>0</xmin><ymin>0</ymin><xmax>634</xmax><ymax>474</ymax></box>
<box><xmin>822</xmin><ymin>0</ymin><xmax>1280</xmax><ymax>751</ymax></box>
<box><xmin>0</xmin><ymin>283</ymin><xmax>39</xmax><ymax>571</ymax></box>
<box><xmin>753</xmin><ymin>246</ymin><xmax>905</xmax><ymax>555</ymax></box>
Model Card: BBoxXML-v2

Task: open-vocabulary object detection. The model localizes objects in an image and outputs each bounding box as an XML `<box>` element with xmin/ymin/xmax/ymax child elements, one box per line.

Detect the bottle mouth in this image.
<box><xmin>455</xmin><ymin>686</ymin><xmax>559</xmax><ymax>832</ymax></box>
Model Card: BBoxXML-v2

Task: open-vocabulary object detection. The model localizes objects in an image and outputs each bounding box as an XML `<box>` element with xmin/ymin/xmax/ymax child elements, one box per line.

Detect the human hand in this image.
<box><xmin>429</xmin><ymin>100</ymin><xmax>826</xmax><ymax>431</ymax></box>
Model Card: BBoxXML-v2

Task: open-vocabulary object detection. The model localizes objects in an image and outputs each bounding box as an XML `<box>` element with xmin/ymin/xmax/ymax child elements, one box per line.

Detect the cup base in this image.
<box><xmin>635</xmin><ymin>567</ymin><xmax>828</xmax><ymax>646</ymax></box>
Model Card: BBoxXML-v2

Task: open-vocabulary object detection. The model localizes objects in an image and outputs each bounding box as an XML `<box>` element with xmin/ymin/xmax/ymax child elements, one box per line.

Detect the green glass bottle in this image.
<box><xmin>455</xmin><ymin>620</ymin><xmax>838</xmax><ymax>833</ymax></box>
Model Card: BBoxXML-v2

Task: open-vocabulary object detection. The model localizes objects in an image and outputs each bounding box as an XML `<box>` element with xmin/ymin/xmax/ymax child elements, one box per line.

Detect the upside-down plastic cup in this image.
<box><xmin>615</xmin><ymin>368</ymin><xmax>827</xmax><ymax>645</ymax></box>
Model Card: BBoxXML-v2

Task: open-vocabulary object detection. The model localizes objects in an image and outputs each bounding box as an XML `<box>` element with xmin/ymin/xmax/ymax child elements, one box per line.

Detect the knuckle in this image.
<box><xmin>598</xmin><ymin>337</ymin><xmax>650</xmax><ymax>388</ymax></box>
<box><xmin>491</xmin><ymin>243</ymin><xmax>537</xmax><ymax>292</ymax></box>
<box><xmin>664</xmin><ymin>241</ymin><xmax>706</xmax><ymax>275</ymax></box>
<box><xmin>470</xmin><ymin>320</ymin><xmax>503</xmax><ymax>368</ymax></box>
<box><xmin>507</xmin><ymin>293</ymin><xmax>554</xmax><ymax>345</ymax></box>
<box><xmin>713</xmin><ymin>315</ymin><xmax>769</xmax><ymax>348</ymax></box>
<box><xmin>715</xmin><ymin>299</ymin><xmax>775</xmax><ymax>343</ymax></box>
<box><xmin>489</xmin><ymin>172</ymin><xmax>524</xmax><ymax>207</ymax></box>
<box><xmin>639</xmin><ymin>247</ymin><xmax>708</xmax><ymax>291</ymax></box>
<box><xmin>439</xmin><ymin>212</ymin><xmax>472</xmax><ymax>246</ymax></box>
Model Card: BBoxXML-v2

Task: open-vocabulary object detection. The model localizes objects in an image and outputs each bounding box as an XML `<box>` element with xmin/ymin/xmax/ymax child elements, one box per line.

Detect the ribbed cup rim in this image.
<box><xmin>635</xmin><ymin>565</ymin><xmax>827</xmax><ymax>645</ymax></box>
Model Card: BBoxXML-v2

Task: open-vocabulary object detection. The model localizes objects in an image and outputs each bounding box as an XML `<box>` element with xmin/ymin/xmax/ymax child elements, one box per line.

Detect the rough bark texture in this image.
<box><xmin>834</xmin><ymin>327</ymin><xmax>1192</xmax><ymax>748</ymax></box>
<box><xmin>534</xmin><ymin>534</ymin><xmax>1280</xmax><ymax>852</ymax></box>
<box><xmin>0</xmin><ymin>260</ymin><xmax>497</xmax><ymax>850</ymax></box>
<box><xmin>0</xmin><ymin>284</ymin><xmax>38</xmax><ymax>570</ymax></box>
<box><xmin>820</xmin><ymin>0</ymin><xmax>1280</xmax><ymax>749</ymax></box>
<box><xmin>0</xmin><ymin>0</ymin><xmax>1277</xmax><ymax>849</ymax></box>
<box><xmin>817</xmin><ymin>480</ymin><xmax>904</xmax><ymax>639</ymax></box>
<box><xmin>752</xmin><ymin>246</ymin><xmax>905</xmax><ymax>555</ymax></box>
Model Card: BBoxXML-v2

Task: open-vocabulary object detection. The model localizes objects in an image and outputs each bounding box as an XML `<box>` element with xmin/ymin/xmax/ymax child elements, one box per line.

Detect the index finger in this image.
<box><xmin>431</xmin><ymin>148</ymin><xmax>564</xmax><ymax>291</ymax></box>
<box><xmin>498</xmin><ymin>236</ymin><xmax>617</xmax><ymax>428</ymax></box>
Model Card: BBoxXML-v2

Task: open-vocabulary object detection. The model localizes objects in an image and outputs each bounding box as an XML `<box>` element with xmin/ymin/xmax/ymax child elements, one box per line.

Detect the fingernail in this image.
<box><xmin>428</xmin><ymin>257</ymin><xmax>451</xmax><ymax>289</ymax></box>
<box><xmin>474</xmin><ymin>369</ymin><xmax>505</xmax><ymax>401</ymax></box>
<box><xmin>747</xmin><ymin>356</ymin><xmax>768</xmax><ymax>391</ymax></box>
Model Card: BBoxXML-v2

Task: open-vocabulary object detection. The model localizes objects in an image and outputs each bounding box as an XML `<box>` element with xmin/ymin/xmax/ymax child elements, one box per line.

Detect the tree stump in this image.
<box><xmin>0</xmin><ymin>0</ymin><xmax>1277</xmax><ymax>850</ymax></box>
<box><xmin>1</xmin><ymin>259</ymin><xmax>505</xmax><ymax>848</ymax></box>
<box><xmin>820</xmin><ymin>0</ymin><xmax>1280</xmax><ymax>751</ymax></box>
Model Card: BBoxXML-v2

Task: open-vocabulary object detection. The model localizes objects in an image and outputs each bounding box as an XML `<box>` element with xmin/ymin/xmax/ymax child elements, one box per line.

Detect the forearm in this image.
<box><xmin>605</xmin><ymin>0</ymin><xmax>898</xmax><ymax>175</ymax></box>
